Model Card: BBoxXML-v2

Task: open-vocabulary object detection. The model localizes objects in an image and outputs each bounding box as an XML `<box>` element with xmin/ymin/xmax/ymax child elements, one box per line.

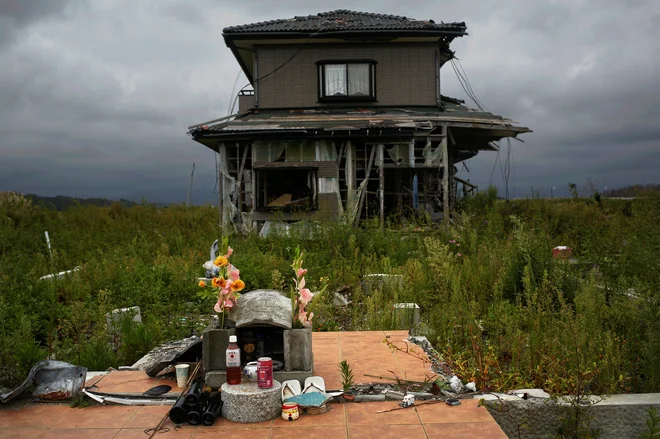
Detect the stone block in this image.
<box><xmin>106</xmin><ymin>306</ymin><xmax>141</xmax><ymax>334</ymax></box>
<box><xmin>202</xmin><ymin>324</ymin><xmax>235</xmax><ymax>372</ymax></box>
<box><xmin>229</xmin><ymin>290</ymin><xmax>292</xmax><ymax>329</ymax></box>
<box><xmin>393</xmin><ymin>303</ymin><xmax>420</xmax><ymax>330</ymax></box>
<box><xmin>283</xmin><ymin>327</ymin><xmax>313</xmax><ymax>372</ymax></box>
<box><xmin>221</xmin><ymin>380</ymin><xmax>282</xmax><ymax>423</ymax></box>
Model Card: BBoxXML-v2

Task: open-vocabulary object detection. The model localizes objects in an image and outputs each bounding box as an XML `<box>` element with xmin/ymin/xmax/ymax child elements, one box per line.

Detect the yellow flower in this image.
<box><xmin>198</xmin><ymin>280</ymin><xmax>207</xmax><ymax>288</ymax></box>
<box><xmin>230</xmin><ymin>279</ymin><xmax>245</xmax><ymax>292</ymax></box>
<box><xmin>214</xmin><ymin>256</ymin><xmax>228</xmax><ymax>267</ymax></box>
<box><xmin>212</xmin><ymin>277</ymin><xmax>227</xmax><ymax>288</ymax></box>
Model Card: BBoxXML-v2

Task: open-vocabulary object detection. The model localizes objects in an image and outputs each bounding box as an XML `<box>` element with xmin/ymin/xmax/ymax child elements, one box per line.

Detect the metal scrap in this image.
<box><xmin>1</xmin><ymin>360</ymin><xmax>87</xmax><ymax>403</ymax></box>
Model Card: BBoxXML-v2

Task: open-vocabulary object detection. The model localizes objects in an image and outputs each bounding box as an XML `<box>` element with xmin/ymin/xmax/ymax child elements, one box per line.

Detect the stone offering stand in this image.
<box><xmin>221</xmin><ymin>381</ymin><xmax>282</xmax><ymax>423</ymax></box>
<box><xmin>203</xmin><ymin>290</ymin><xmax>314</xmax><ymax>388</ymax></box>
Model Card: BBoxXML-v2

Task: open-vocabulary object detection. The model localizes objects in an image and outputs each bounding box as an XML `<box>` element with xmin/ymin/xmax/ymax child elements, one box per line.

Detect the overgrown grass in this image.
<box><xmin>1</xmin><ymin>190</ymin><xmax>659</xmax><ymax>397</ymax></box>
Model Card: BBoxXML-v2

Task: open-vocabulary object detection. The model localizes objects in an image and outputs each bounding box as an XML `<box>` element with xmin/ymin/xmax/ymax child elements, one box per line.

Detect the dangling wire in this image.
<box><xmin>489</xmin><ymin>141</ymin><xmax>501</xmax><ymax>187</ymax></box>
<box><xmin>450</xmin><ymin>58</ymin><xmax>488</xmax><ymax>112</ymax></box>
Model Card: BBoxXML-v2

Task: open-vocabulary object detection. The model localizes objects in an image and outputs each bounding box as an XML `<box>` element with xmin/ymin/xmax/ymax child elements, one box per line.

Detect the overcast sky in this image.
<box><xmin>1</xmin><ymin>0</ymin><xmax>659</xmax><ymax>203</ymax></box>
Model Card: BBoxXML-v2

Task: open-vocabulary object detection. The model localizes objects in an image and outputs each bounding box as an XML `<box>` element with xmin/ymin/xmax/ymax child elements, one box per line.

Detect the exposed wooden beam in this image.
<box><xmin>354</xmin><ymin>145</ymin><xmax>377</xmax><ymax>226</ymax></box>
<box><xmin>441</xmin><ymin>125</ymin><xmax>450</xmax><ymax>222</ymax></box>
<box><xmin>379</xmin><ymin>144</ymin><xmax>385</xmax><ymax>230</ymax></box>
<box><xmin>447</xmin><ymin>127</ymin><xmax>456</xmax><ymax>145</ymax></box>
<box><xmin>455</xmin><ymin>176</ymin><xmax>476</xmax><ymax>189</ymax></box>
<box><xmin>236</xmin><ymin>143</ymin><xmax>249</xmax><ymax>218</ymax></box>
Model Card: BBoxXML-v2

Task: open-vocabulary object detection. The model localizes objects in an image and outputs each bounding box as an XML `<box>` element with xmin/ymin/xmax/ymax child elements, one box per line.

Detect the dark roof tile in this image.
<box><xmin>223</xmin><ymin>10</ymin><xmax>466</xmax><ymax>35</ymax></box>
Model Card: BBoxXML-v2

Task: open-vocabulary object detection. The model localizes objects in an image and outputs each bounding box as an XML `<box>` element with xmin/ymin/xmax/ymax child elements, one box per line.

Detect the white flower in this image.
<box><xmin>203</xmin><ymin>261</ymin><xmax>214</xmax><ymax>271</ymax></box>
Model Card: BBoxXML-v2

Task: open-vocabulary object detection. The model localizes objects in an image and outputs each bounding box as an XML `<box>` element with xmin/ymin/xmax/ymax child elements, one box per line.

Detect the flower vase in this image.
<box><xmin>283</xmin><ymin>326</ymin><xmax>313</xmax><ymax>372</ymax></box>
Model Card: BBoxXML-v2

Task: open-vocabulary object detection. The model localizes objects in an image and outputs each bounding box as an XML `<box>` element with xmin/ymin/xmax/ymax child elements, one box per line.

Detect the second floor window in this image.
<box><xmin>318</xmin><ymin>61</ymin><xmax>376</xmax><ymax>101</ymax></box>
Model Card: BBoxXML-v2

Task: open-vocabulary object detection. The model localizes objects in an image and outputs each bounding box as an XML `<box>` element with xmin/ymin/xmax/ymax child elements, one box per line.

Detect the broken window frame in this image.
<box><xmin>253</xmin><ymin>166</ymin><xmax>319</xmax><ymax>212</ymax></box>
<box><xmin>317</xmin><ymin>60</ymin><xmax>377</xmax><ymax>102</ymax></box>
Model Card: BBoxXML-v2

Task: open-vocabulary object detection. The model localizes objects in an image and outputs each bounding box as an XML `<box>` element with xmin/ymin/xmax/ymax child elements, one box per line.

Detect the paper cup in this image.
<box><xmin>175</xmin><ymin>364</ymin><xmax>190</xmax><ymax>388</ymax></box>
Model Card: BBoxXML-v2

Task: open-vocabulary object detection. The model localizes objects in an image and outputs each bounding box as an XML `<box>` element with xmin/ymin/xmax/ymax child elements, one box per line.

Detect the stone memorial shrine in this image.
<box><xmin>203</xmin><ymin>289</ymin><xmax>314</xmax><ymax>388</ymax></box>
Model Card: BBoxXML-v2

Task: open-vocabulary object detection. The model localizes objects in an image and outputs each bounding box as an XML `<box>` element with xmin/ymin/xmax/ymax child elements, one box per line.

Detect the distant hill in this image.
<box><xmin>602</xmin><ymin>184</ymin><xmax>660</xmax><ymax>198</ymax></box>
<box><xmin>25</xmin><ymin>194</ymin><xmax>140</xmax><ymax>210</ymax></box>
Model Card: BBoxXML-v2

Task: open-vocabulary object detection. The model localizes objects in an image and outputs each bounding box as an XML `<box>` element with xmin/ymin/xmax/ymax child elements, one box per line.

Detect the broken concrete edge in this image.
<box><xmin>482</xmin><ymin>394</ymin><xmax>660</xmax><ymax>439</ymax></box>
<box><xmin>131</xmin><ymin>335</ymin><xmax>202</xmax><ymax>377</ymax></box>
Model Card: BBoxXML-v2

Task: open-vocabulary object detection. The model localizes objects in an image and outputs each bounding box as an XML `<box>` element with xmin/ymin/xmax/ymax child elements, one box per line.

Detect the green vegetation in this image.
<box><xmin>640</xmin><ymin>407</ymin><xmax>660</xmax><ymax>439</ymax></box>
<box><xmin>339</xmin><ymin>360</ymin><xmax>355</xmax><ymax>393</ymax></box>
<box><xmin>1</xmin><ymin>189</ymin><xmax>659</xmax><ymax>399</ymax></box>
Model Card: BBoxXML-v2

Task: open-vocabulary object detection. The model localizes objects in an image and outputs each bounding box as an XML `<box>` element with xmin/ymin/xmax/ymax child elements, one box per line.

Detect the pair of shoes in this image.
<box><xmin>281</xmin><ymin>376</ymin><xmax>326</xmax><ymax>400</ymax></box>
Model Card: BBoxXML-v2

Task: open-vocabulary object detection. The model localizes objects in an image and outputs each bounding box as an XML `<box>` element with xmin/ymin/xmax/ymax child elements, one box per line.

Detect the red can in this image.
<box><xmin>257</xmin><ymin>357</ymin><xmax>273</xmax><ymax>388</ymax></box>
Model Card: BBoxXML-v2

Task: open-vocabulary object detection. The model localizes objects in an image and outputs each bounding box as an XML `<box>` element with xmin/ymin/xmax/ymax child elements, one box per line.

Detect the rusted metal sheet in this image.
<box><xmin>1</xmin><ymin>360</ymin><xmax>87</xmax><ymax>403</ymax></box>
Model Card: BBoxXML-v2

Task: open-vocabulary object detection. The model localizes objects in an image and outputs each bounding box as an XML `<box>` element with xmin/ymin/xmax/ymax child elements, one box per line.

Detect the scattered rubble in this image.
<box><xmin>1</xmin><ymin>360</ymin><xmax>87</xmax><ymax>403</ymax></box>
<box><xmin>131</xmin><ymin>336</ymin><xmax>202</xmax><ymax>377</ymax></box>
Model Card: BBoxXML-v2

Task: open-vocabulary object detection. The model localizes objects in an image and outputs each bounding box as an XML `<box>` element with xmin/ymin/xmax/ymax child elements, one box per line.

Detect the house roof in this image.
<box><xmin>189</xmin><ymin>99</ymin><xmax>531</xmax><ymax>151</ymax></box>
<box><xmin>223</xmin><ymin>10</ymin><xmax>467</xmax><ymax>36</ymax></box>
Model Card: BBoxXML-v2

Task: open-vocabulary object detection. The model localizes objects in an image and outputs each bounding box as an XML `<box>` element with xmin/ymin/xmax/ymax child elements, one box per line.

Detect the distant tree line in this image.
<box><xmin>25</xmin><ymin>194</ymin><xmax>138</xmax><ymax>211</ymax></box>
<box><xmin>602</xmin><ymin>184</ymin><xmax>660</xmax><ymax>198</ymax></box>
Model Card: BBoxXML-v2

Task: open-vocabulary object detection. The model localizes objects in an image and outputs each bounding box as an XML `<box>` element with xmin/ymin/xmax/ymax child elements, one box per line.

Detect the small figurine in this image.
<box><xmin>399</xmin><ymin>394</ymin><xmax>415</xmax><ymax>408</ymax></box>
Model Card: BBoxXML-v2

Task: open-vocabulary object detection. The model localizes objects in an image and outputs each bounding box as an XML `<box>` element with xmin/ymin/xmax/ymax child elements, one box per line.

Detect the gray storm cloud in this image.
<box><xmin>1</xmin><ymin>0</ymin><xmax>659</xmax><ymax>202</ymax></box>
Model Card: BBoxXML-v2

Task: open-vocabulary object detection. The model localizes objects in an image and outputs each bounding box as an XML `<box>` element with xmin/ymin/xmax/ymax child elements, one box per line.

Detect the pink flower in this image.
<box><xmin>225</xmin><ymin>246</ymin><xmax>233</xmax><ymax>258</ymax></box>
<box><xmin>449</xmin><ymin>239</ymin><xmax>456</xmax><ymax>244</ymax></box>
<box><xmin>228</xmin><ymin>264</ymin><xmax>240</xmax><ymax>281</ymax></box>
<box><xmin>297</xmin><ymin>309</ymin><xmax>313</xmax><ymax>327</ymax></box>
<box><xmin>213</xmin><ymin>300</ymin><xmax>223</xmax><ymax>313</ymax></box>
<box><xmin>223</xmin><ymin>299</ymin><xmax>234</xmax><ymax>309</ymax></box>
<box><xmin>456</xmin><ymin>243</ymin><xmax>460</xmax><ymax>247</ymax></box>
<box><xmin>297</xmin><ymin>276</ymin><xmax>306</xmax><ymax>290</ymax></box>
<box><xmin>457</xmin><ymin>252</ymin><xmax>462</xmax><ymax>257</ymax></box>
<box><xmin>299</xmin><ymin>288</ymin><xmax>313</xmax><ymax>305</ymax></box>
<box><xmin>297</xmin><ymin>268</ymin><xmax>307</xmax><ymax>278</ymax></box>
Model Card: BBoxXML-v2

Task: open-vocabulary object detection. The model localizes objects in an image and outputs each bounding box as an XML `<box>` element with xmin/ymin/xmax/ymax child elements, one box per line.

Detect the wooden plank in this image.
<box><xmin>267</xmin><ymin>193</ymin><xmax>292</xmax><ymax>207</ymax></box>
<box><xmin>447</xmin><ymin>127</ymin><xmax>456</xmax><ymax>146</ymax></box>
<box><xmin>441</xmin><ymin>125</ymin><xmax>449</xmax><ymax>222</ymax></box>
<box><xmin>346</xmin><ymin>141</ymin><xmax>355</xmax><ymax>213</ymax></box>
<box><xmin>236</xmin><ymin>143</ymin><xmax>248</xmax><ymax>214</ymax></box>
<box><xmin>379</xmin><ymin>144</ymin><xmax>385</xmax><ymax>230</ymax></box>
<box><xmin>354</xmin><ymin>145</ymin><xmax>376</xmax><ymax>226</ymax></box>
<box><xmin>455</xmin><ymin>176</ymin><xmax>477</xmax><ymax>189</ymax></box>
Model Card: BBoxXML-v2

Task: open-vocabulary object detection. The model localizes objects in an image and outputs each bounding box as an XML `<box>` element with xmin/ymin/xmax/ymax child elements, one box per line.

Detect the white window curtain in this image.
<box><xmin>348</xmin><ymin>64</ymin><xmax>370</xmax><ymax>96</ymax></box>
<box><xmin>324</xmin><ymin>64</ymin><xmax>347</xmax><ymax>96</ymax></box>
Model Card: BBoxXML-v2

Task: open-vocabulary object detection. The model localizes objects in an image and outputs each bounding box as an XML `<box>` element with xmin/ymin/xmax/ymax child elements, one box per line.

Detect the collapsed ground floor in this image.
<box><xmin>188</xmin><ymin>102</ymin><xmax>530</xmax><ymax>231</ymax></box>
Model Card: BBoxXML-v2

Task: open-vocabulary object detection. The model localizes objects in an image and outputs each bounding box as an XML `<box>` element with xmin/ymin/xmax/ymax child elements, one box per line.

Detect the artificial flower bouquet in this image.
<box><xmin>198</xmin><ymin>238</ymin><xmax>245</xmax><ymax>327</ymax></box>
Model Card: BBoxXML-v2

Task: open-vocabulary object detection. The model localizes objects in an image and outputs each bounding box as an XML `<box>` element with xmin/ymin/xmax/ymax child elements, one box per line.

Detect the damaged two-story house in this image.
<box><xmin>188</xmin><ymin>10</ymin><xmax>530</xmax><ymax>231</ymax></box>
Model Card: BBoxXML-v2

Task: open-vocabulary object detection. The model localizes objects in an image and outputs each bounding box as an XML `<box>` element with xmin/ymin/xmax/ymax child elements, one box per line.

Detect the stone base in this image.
<box><xmin>221</xmin><ymin>380</ymin><xmax>282</xmax><ymax>423</ymax></box>
<box><xmin>206</xmin><ymin>369</ymin><xmax>313</xmax><ymax>389</ymax></box>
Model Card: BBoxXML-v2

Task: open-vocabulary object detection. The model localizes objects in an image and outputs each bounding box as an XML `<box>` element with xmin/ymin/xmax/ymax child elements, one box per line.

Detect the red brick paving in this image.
<box><xmin>0</xmin><ymin>331</ymin><xmax>505</xmax><ymax>438</ymax></box>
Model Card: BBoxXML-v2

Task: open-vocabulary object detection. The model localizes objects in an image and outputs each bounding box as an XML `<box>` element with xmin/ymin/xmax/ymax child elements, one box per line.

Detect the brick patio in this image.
<box><xmin>0</xmin><ymin>331</ymin><xmax>506</xmax><ymax>438</ymax></box>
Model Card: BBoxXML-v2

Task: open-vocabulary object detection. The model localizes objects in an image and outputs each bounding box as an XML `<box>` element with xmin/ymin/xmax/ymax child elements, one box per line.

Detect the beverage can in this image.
<box><xmin>257</xmin><ymin>357</ymin><xmax>273</xmax><ymax>388</ymax></box>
